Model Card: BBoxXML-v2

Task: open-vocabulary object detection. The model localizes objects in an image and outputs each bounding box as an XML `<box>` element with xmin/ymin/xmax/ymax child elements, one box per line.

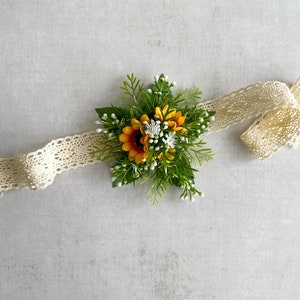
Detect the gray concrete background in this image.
<box><xmin>1</xmin><ymin>1</ymin><xmax>300</xmax><ymax>299</ymax></box>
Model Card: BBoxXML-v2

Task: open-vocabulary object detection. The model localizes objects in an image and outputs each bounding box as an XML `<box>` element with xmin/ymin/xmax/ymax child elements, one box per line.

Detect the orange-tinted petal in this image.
<box><xmin>173</xmin><ymin>126</ymin><xmax>183</xmax><ymax>131</ymax></box>
<box><xmin>175</xmin><ymin>112</ymin><xmax>186</xmax><ymax>126</ymax></box>
<box><xmin>140</xmin><ymin>134</ymin><xmax>148</xmax><ymax>145</ymax></box>
<box><xmin>142</xmin><ymin>152</ymin><xmax>149</xmax><ymax>159</ymax></box>
<box><xmin>168</xmin><ymin>120</ymin><xmax>177</xmax><ymax>129</ymax></box>
<box><xmin>129</xmin><ymin>148</ymin><xmax>138</xmax><ymax>157</ymax></box>
<box><xmin>135</xmin><ymin>153</ymin><xmax>144</xmax><ymax>164</ymax></box>
<box><xmin>166</xmin><ymin>152</ymin><xmax>174</xmax><ymax>160</ymax></box>
<box><xmin>175</xmin><ymin>111</ymin><xmax>181</xmax><ymax>119</ymax></box>
<box><xmin>119</xmin><ymin>133</ymin><xmax>130</xmax><ymax>142</ymax></box>
<box><xmin>122</xmin><ymin>142</ymin><xmax>133</xmax><ymax>151</ymax></box>
<box><xmin>123</xmin><ymin>126</ymin><xmax>134</xmax><ymax>135</ymax></box>
<box><xmin>128</xmin><ymin>155</ymin><xmax>135</xmax><ymax>161</ymax></box>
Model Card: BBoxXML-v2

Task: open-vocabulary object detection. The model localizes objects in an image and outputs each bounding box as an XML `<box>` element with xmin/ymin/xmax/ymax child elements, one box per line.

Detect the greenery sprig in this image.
<box><xmin>91</xmin><ymin>74</ymin><xmax>215</xmax><ymax>204</ymax></box>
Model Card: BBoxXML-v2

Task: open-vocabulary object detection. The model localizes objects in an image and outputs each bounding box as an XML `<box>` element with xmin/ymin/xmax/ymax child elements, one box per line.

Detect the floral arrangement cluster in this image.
<box><xmin>91</xmin><ymin>74</ymin><xmax>215</xmax><ymax>203</ymax></box>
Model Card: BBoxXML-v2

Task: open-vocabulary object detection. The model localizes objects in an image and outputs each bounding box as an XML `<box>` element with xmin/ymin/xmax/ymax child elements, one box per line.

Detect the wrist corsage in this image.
<box><xmin>91</xmin><ymin>74</ymin><xmax>215</xmax><ymax>203</ymax></box>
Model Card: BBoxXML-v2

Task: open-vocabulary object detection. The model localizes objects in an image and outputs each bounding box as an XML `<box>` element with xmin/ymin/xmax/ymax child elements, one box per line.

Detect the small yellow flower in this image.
<box><xmin>155</xmin><ymin>105</ymin><xmax>187</xmax><ymax>132</ymax></box>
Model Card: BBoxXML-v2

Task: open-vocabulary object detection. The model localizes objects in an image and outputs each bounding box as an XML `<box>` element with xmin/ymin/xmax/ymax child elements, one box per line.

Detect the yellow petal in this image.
<box><xmin>166</xmin><ymin>110</ymin><xmax>176</xmax><ymax>120</ymax></box>
<box><xmin>162</xmin><ymin>105</ymin><xmax>169</xmax><ymax>115</ymax></box>
<box><xmin>131</xmin><ymin>119</ymin><xmax>141</xmax><ymax>130</ymax></box>
<box><xmin>140</xmin><ymin>114</ymin><xmax>150</xmax><ymax>124</ymax></box>
<box><xmin>181</xmin><ymin>128</ymin><xmax>188</xmax><ymax>134</ymax></box>
<box><xmin>155</xmin><ymin>107</ymin><xmax>163</xmax><ymax>121</ymax></box>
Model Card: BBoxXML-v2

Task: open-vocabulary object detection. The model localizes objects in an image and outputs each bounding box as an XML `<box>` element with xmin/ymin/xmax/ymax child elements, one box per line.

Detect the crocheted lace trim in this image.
<box><xmin>1</xmin><ymin>78</ymin><xmax>299</xmax><ymax>194</ymax></box>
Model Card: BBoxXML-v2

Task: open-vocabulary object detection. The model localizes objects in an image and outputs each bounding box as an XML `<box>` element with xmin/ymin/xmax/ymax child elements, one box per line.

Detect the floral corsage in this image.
<box><xmin>91</xmin><ymin>74</ymin><xmax>215</xmax><ymax>203</ymax></box>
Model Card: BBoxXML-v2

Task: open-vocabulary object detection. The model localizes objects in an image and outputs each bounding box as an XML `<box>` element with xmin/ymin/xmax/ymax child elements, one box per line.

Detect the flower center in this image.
<box><xmin>134</xmin><ymin>131</ymin><xmax>144</xmax><ymax>149</ymax></box>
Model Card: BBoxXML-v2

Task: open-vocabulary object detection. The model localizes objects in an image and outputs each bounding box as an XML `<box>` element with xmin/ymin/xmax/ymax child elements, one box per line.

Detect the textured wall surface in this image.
<box><xmin>1</xmin><ymin>1</ymin><xmax>300</xmax><ymax>299</ymax></box>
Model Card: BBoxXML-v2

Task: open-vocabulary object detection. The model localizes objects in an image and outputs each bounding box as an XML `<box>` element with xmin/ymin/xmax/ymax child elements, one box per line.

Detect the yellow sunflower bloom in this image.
<box><xmin>119</xmin><ymin>115</ymin><xmax>150</xmax><ymax>164</ymax></box>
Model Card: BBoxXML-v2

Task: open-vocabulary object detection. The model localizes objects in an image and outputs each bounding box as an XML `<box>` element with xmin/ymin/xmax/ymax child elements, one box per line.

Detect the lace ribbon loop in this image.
<box><xmin>200</xmin><ymin>78</ymin><xmax>300</xmax><ymax>158</ymax></box>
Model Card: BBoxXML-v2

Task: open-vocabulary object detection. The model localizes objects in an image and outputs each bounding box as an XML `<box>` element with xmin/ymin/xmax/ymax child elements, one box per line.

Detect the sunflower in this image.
<box><xmin>155</xmin><ymin>105</ymin><xmax>187</xmax><ymax>132</ymax></box>
<box><xmin>119</xmin><ymin>116</ymin><xmax>150</xmax><ymax>164</ymax></box>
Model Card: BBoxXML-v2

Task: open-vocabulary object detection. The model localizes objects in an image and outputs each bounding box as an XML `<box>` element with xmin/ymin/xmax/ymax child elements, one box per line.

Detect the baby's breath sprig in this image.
<box><xmin>92</xmin><ymin>74</ymin><xmax>215</xmax><ymax>204</ymax></box>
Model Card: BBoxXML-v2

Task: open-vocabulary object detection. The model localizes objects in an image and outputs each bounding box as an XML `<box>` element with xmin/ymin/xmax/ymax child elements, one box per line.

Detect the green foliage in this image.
<box><xmin>119</xmin><ymin>73</ymin><xmax>144</xmax><ymax>106</ymax></box>
<box><xmin>90</xmin><ymin>135</ymin><xmax>123</xmax><ymax>162</ymax></box>
<box><xmin>95</xmin><ymin>106</ymin><xmax>130</xmax><ymax>120</ymax></box>
<box><xmin>174</xmin><ymin>87</ymin><xmax>202</xmax><ymax>106</ymax></box>
<box><xmin>92</xmin><ymin>73</ymin><xmax>216</xmax><ymax>204</ymax></box>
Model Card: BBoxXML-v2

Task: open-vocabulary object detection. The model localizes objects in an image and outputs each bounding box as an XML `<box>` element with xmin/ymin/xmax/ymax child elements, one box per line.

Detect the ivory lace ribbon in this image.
<box><xmin>1</xmin><ymin>78</ymin><xmax>300</xmax><ymax>195</ymax></box>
